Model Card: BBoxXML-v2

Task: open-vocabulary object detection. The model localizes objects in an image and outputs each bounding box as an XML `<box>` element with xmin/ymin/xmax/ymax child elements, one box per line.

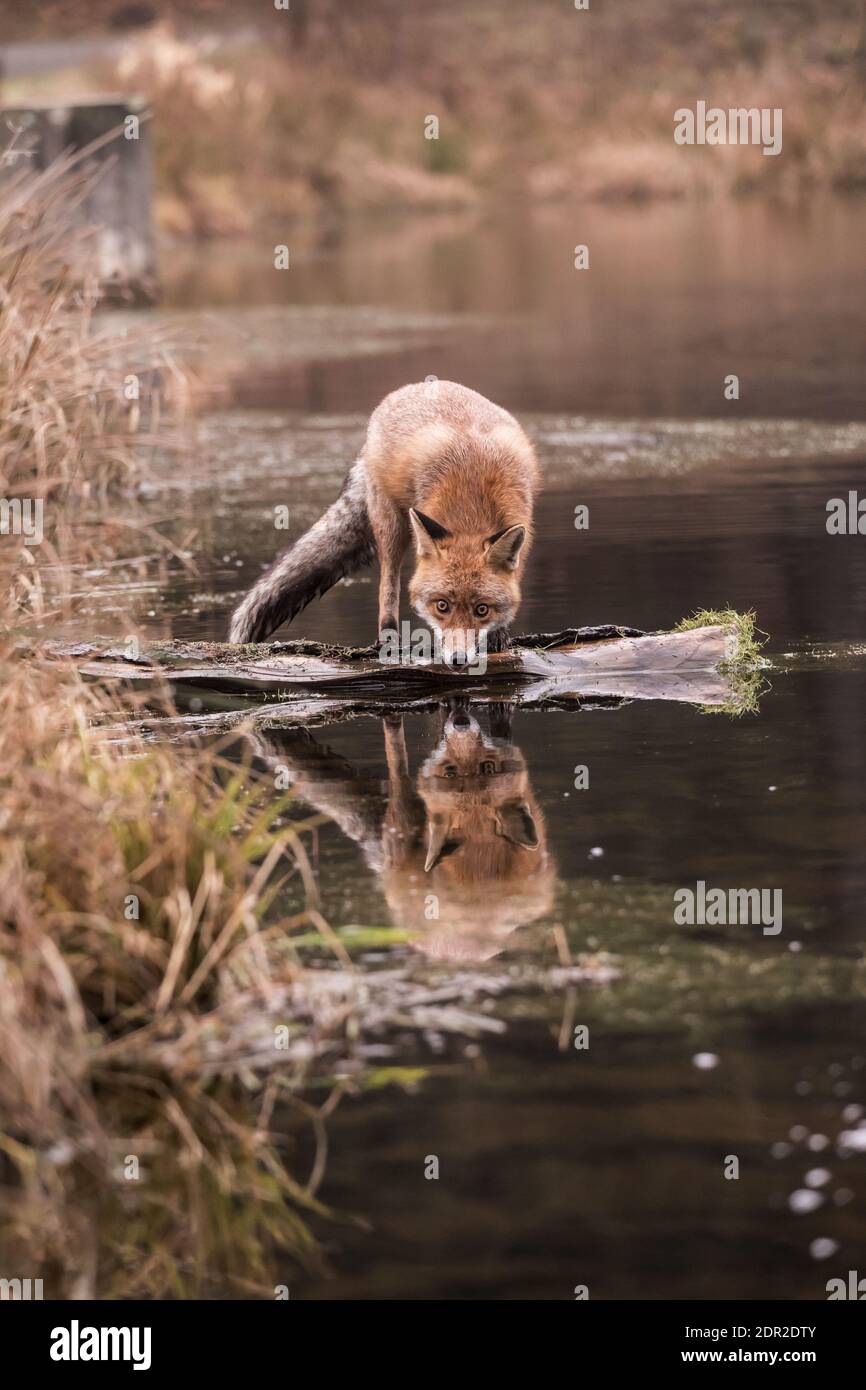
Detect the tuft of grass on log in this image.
<box><xmin>675</xmin><ymin>608</ymin><xmax>767</xmax><ymax>669</ymax></box>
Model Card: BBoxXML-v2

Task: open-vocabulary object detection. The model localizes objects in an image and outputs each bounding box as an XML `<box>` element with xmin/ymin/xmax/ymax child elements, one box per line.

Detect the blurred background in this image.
<box><xmin>2</xmin><ymin>0</ymin><xmax>865</xmax><ymax>419</ymax></box>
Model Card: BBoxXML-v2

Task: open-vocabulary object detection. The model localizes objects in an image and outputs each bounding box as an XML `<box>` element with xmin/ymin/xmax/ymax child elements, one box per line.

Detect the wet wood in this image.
<box><xmin>48</xmin><ymin>622</ymin><xmax>747</xmax><ymax>722</ymax></box>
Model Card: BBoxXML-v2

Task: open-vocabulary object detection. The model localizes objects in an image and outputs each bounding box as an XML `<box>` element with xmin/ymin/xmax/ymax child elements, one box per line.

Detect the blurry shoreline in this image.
<box><xmin>3</xmin><ymin>3</ymin><xmax>866</xmax><ymax>241</ymax></box>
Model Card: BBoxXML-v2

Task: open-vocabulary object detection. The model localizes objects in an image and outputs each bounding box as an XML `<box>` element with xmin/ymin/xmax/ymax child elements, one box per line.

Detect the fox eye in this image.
<box><xmin>480</xmin><ymin>760</ymin><xmax>496</xmax><ymax>776</ymax></box>
<box><xmin>435</xmin><ymin>600</ymin><xmax>450</xmax><ymax>614</ymax></box>
<box><xmin>443</xmin><ymin>764</ymin><xmax>458</xmax><ymax>778</ymax></box>
<box><xmin>474</xmin><ymin>603</ymin><xmax>489</xmax><ymax>618</ymax></box>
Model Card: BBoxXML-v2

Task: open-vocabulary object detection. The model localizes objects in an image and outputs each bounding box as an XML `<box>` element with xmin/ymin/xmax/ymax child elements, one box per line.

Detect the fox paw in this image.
<box><xmin>486</xmin><ymin>627</ymin><xmax>512</xmax><ymax>655</ymax></box>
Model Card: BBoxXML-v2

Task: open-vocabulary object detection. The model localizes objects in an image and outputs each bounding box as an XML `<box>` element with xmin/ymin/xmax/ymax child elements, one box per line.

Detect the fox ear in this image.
<box><xmin>485</xmin><ymin>524</ymin><xmax>526</xmax><ymax>571</ymax></box>
<box><xmin>410</xmin><ymin>508</ymin><xmax>450</xmax><ymax>558</ymax></box>
<box><xmin>495</xmin><ymin>800</ymin><xmax>539</xmax><ymax>851</ymax></box>
<box><xmin>424</xmin><ymin>820</ymin><xmax>462</xmax><ymax>872</ymax></box>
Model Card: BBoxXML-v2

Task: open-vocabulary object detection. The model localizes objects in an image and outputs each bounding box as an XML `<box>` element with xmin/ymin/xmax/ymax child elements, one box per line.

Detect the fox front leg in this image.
<box><xmin>486</xmin><ymin>627</ymin><xmax>513</xmax><ymax>654</ymax></box>
<box><xmin>488</xmin><ymin>700</ymin><xmax>516</xmax><ymax>742</ymax></box>
<box><xmin>383</xmin><ymin>714</ymin><xmax>410</xmax><ymax>781</ymax></box>
<box><xmin>382</xmin><ymin>715</ymin><xmax>422</xmax><ymax>866</ymax></box>
<box><xmin>369</xmin><ymin>488</ymin><xmax>409</xmax><ymax>641</ymax></box>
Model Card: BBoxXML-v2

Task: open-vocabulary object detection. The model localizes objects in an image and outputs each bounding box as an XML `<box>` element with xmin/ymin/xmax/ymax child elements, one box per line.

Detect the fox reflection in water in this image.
<box><xmin>251</xmin><ymin>705</ymin><xmax>556</xmax><ymax>961</ymax></box>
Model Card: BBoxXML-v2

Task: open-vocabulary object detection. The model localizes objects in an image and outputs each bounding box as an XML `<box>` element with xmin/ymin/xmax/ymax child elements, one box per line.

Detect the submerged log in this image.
<box><xmin>48</xmin><ymin>616</ymin><xmax>762</xmax><ymax>725</ymax></box>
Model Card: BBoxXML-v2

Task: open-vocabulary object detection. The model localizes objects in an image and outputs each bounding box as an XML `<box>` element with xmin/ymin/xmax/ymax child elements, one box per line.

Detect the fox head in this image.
<box><xmin>417</xmin><ymin>709</ymin><xmax>540</xmax><ymax>870</ymax></box>
<box><xmin>380</xmin><ymin>709</ymin><xmax>555</xmax><ymax>960</ymax></box>
<box><xmin>407</xmin><ymin>508</ymin><xmax>526</xmax><ymax>667</ymax></box>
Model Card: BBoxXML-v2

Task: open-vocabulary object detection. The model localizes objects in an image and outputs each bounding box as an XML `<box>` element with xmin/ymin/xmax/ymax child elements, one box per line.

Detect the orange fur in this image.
<box><xmin>229</xmin><ymin>379</ymin><xmax>540</xmax><ymax>651</ymax></box>
<box><xmin>365</xmin><ymin>381</ymin><xmax>540</xmax><ymax>657</ymax></box>
<box><xmin>380</xmin><ymin>712</ymin><xmax>555</xmax><ymax>960</ymax></box>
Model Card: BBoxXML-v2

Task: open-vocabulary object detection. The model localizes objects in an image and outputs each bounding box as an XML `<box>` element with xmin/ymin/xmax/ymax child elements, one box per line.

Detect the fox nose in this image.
<box><xmin>445</xmin><ymin>709</ymin><xmax>480</xmax><ymax>736</ymax></box>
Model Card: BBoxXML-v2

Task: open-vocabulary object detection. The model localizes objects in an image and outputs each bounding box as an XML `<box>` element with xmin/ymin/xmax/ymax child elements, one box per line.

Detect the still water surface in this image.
<box><xmin>97</xmin><ymin>198</ymin><xmax>866</xmax><ymax>1297</ymax></box>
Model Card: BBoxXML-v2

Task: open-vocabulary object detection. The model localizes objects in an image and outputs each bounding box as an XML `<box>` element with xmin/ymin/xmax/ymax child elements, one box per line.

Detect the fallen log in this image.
<box><xmin>47</xmin><ymin>611</ymin><xmax>764</xmax><ymax>727</ymax></box>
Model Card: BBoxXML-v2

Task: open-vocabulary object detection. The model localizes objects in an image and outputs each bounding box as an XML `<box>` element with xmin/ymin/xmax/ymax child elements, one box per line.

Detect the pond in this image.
<box><xmin>84</xmin><ymin>196</ymin><xmax>866</xmax><ymax>1298</ymax></box>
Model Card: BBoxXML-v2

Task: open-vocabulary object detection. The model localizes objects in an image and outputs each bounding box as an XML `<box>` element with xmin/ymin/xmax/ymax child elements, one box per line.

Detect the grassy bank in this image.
<box><xmin>0</xmin><ymin>149</ymin><xmax>338</xmax><ymax>1295</ymax></box>
<box><xmin>0</xmin><ymin>137</ymin><xmax>187</xmax><ymax>625</ymax></box>
<box><xmin>0</xmin><ymin>659</ymin><xmax>334</xmax><ymax>1295</ymax></box>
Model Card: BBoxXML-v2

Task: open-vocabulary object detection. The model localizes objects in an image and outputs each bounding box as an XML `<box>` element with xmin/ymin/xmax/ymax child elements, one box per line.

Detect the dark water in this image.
<box><xmin>100</xmin><ymin>198</ymin><xmax>866</xmax><ymax>1298</ymax></box>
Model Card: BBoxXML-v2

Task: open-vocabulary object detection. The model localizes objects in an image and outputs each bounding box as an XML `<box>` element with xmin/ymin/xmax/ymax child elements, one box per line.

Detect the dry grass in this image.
<box><xmin>0</xmin><ymin>133</ymin><xmax>187</xmax><ymax>626</ymax></box>
<box><xmin>0</xmin><ymin>644</ymin><xmax>352</xmax><ymax>1296</ymax></box>
<box><xmin>0</xmin><ymin>141</ymin><xmax>339</xmax><ymax>1297</ymax></box>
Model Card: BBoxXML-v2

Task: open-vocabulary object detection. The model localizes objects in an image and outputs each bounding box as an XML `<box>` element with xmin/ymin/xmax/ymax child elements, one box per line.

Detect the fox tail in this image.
<box><xmin>228</xmin><ymin>458</ymin><xmax>374</xmax><ymax>643</ymax></box>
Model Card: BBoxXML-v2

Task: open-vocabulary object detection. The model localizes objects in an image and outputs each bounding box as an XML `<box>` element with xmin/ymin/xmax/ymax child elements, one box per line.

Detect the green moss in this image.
<box><xmin>674</xmin><ymin>609</ymin><xmax>768</xmax><ymax>716</ymax></box>
<box><xmin>675</xmin><ymin>608</ymin><xmax>767</xmax><ymax>670</ymax></box>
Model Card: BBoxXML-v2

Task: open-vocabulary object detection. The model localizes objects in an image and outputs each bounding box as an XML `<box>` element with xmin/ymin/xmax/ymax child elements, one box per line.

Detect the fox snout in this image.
<box><xmin>444</xmin><ymin>708</ymin><xmax>482</xmax><ymax>736</ymax></box>
<box><xmin>437</xmin><ymin>627</ymin><xmax>486</xmax><ymax>668</ymax></box>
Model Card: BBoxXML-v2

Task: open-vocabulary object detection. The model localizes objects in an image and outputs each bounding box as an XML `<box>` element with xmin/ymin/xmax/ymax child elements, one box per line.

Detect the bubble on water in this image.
<box><xmin>588</xmin><ymin>846</ymin><xmax>604</xmax><ymax>858</ymax></box>
<box><xmin>842</xmin><ymin>1104</ymin><xmax>864</xmax><ymax>1123</ymax></box>
<box><xmin>789</xmin><ymin>1125</ymin><xmax>808</xmax><ymax>1142</ymax></box>
<box><xmin>768</xmin><ymin>785</ymin><xmax>777</xmax><ymax>791</ymax></box>
<box><xmin>829</xmin><ymin>1063</ymin><xmax>845</xmax><ymax>1078</ymax></box>
<box><xmin>692</xmin><ymin>1052</ymin><xmax>719</xmax><ymax>1070</ymax></box>
<box><xmin>809</xmin><ymin>1238</ymin><xmax>839</xmax><ymax>1261</ymax></box>
<box><xmin>807</xmin><ymin>1134</ymin><xmax>830</xmax><ymax>1152</ymax></box>
<box><xmin>795</xmin><ymin>1081</ymin><xmax>812</xmax><ymax>1096</ymax></box>
<box><xmin>771</xmin><ymin>1142</ymin><xmax>792</xmax><ymax>1159</ymax></box>
<box><xmin>788</xmin><ymin>941</ymin><xmax>802</xmax><ymax>953</ymax></box>
<box><xmin>833</xmin><ymin>1081</ymin><xmax>852</xmax><ymax>1097</ymax></box>
<box><xmin>838</xmin><ymin>1127</ymin><xmax>866</xmax><ymax>1153</ymax></box>
<box><xmin>789</xmin><ymin>1189</ymin><xmax>824</xmax><ymax>1214</ymax></box>
<box><xmin>833</xmin><ymin>1188</ymin><xmax>854</xmax><ymax>1206</ymax></box>
<box><xmin>804</xmin><ymin>1168</ymin><xmax>831</xmax><ymax>1188</ymax></box>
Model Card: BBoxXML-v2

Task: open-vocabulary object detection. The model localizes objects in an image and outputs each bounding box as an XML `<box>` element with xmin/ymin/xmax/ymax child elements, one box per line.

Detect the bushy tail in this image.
<box><xmin>229</xmin><ymin>458</ymin><xmax>374</xmax><ymax>643</ymax></box>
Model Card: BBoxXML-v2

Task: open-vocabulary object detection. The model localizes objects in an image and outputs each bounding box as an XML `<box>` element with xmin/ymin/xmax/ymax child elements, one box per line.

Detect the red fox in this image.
<box><xmin>387</xmin><ymin>708</ymin><xmax>555</xmax><ymax>960</ymax></box>
<box><xmin>229</xmin><ymin>380</ymin><xmax>540</xmax><ymax>665</ymax></box>
<box><xmin>247</xmin><ymin>705</ymin><xmax>555</xmax><ymax>962</ymax></box>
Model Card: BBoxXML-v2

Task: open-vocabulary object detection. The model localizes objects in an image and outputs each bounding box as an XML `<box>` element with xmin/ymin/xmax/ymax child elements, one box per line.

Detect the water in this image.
<box><xmin>89</xmin><ymin>198</ymin><xmax>866</xmax><ymax>1298</ymax></box>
